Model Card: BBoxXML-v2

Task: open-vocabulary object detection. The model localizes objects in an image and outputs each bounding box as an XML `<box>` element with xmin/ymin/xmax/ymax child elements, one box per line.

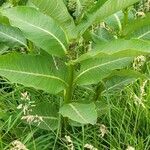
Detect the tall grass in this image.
<box><xmin>1</xmin><ymin>74</ymin><xmax>150</xmax><ymax>149</ymax></box>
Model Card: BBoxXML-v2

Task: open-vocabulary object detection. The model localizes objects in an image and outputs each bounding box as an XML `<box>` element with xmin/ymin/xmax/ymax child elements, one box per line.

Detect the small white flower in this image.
<box><xmin>17</xmin><ymin>91</ymin><xmax>35</xmax><ymax>115</ymax></box>
<box><xmin>100</xmin><ymin>124</ymin><xmax>108</xmax><ymax>137</ymax></box>
<box><xmin>133</xmin><ymin>80</ymin><xmax>147</xmax><ymax>108</ymax></box>
<box><xmin>126</xmin><ymin>145</ymin><xmax>135</xmax><ymax>150</ymax></box>
<box><xmin>10</xmin><ymin>140</ymin><xmax>28</xmax><ymax>150</ymax></box>
<box><xmin>21</xmin><ymin>92</ymin><xmax>30</xmax><ymax>100</ymax></box>
<box><xmin>84</xmin><ymin>144</ymin><xmax>98</xmax><ymax>150</ymax></box>
<box><xmin>17</xmin><ymin>104</ymin><xmax>23</xmax><ymax>110</ymax></box>
<box><xmin>65</xmin><ymin>135</ymin><xmax>74</xmax><ymax>150</ymax></box>
<box><xmin>136</xmin><ymin>11</ymin><xmax>146</xmax><ymax>18</ymax></box>
<box><xmin>21</xmin><ymin>115</ymin><xmax>43</xmax><ymax>125</ymax></box>
<box><xmin>134</xmin><ymin>94</ymin><xmax>146</xmax><ymax>108</ymax></box>
<box><xmin>133</xmin><ymin>55</ymin><xmax>146</xmax><ymax>71</ymax></box>
<box><xmin>65</xmin><ymin>135</ymin><xmax>72</xmax><ymax>143</ymax></box>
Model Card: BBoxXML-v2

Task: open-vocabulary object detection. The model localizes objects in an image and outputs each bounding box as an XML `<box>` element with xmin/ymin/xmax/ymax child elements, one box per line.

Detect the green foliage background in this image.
<box><xmin>0</xmin><ymin>0</ymin><xmax>150</xmax><ymax>150</ymax></box>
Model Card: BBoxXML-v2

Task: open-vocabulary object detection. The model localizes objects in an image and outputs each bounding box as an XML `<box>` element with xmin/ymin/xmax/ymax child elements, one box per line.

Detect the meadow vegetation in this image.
<box><xmin>0</xmin><ymin>0</ymin><xmax>150</xmax><ymax>149</ymax></box>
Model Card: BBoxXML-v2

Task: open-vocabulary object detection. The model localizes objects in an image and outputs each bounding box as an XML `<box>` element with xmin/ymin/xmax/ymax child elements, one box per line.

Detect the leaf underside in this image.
<box><xmin>0</xmin><ymin>23</ymin><xmax>27</xmax><ymax>47</ymax></box>
<box><xmin>31</xmin><ymin>0</ymin><xmax>76</xmax><ymax>39</ymax></box>
<box><xmin>0</xmin><ymin>53</ymin><xmax>67</xmax><ymax>94</ymax></box>
<box><xmin>2</xmin><ymin>6</ymin><xmax>68</xmax><ymax>57</ymax></box>
<box><xmin>60</xmin><ymin>102</ymin><xmax>97</xmax><ymax>125</ymax></box>
<box><xmin>74</xmin><ymin>56</ymin><xmax>133</xmax><ymax>85</ymax></box>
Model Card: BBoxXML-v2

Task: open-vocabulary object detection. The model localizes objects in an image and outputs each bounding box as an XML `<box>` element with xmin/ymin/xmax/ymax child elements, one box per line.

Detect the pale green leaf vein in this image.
<box><xmin>74</xmin><ymin>58</ymin><xmax>129</xmax><ymax>82</ymax></box>
<box><xmin>0</xmin><ymin>31</ymin><xmax>26</xmax><ymax>47</ymax></box>
<box><xmin>10</xmin><ymin>17</ymin><xmax>67</xmax><ymax>53</ymax></box>
<box><xmin>0</xmin><ymin>68</ymin><xmax>68</xmax><ymax>86</ymax></box>
<box><xmin>69</xmin><ymin>104</ymin><xmax>89</xmax><ymax>123</ymax></box>
<box><xmin>138</xmin><ymin>31</ymin><xmax>150</xmax><ymax>39</ymax></box>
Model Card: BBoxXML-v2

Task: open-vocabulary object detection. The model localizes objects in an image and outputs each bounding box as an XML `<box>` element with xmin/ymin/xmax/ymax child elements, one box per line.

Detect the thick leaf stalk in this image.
<box><xmin>64</xmin><ymin>64</ymin><xmax>74</xmax><ymax>103</ymax></box>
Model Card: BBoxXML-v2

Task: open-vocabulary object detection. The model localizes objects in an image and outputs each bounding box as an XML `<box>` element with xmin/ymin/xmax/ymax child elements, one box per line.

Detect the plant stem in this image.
<box><xmin>82</xmin><ymin>125</ymin><xmax>85</xmax><ymax>149</ymax></box>
<box><xmin>123</xmin><ymin>8</ymin><xmax>129</xmax><ymax>27</ymax></box>
<box><xmin>93</xmin><ymin>81</ymin><xmax>104</xmax><ymax>101</ymax></box>
<box><xmin>64</xmin><ymin>64</ymin><xmax>74</xmax><ymax>103</ymax></box>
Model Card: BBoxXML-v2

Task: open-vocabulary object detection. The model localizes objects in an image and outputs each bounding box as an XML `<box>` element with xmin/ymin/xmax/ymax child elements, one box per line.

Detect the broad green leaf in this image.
<box><xmin>92</xmin><ymin>27</ymin><xmax>115</xmax><ymax>43</ymax></box>
<box><xmin>75</xmin><ymin>0</ymin><xmax>107</xmax><ymax>21</ymax></box>
<box><xmin>94</xmin><ymin>0</ymin><xmax>139</xmax><ymax>22</ymax></box>
<box><xmin>75</xmin><ymin>39</ymin><xmax>150</xmax><ymax>63</ymax></box>
<box><xmin>0</xmin><ymin>24</ymin><xmax>27</xmax><ymax>48</ymax></box>
<box><xmin>0</xmin><ymin>43</ymin><xmax>9</xmax><ymax>54</ymax></box>
<box><xmin>26</xmin><ymin>0</ymin><xmax>36</xmax><ymax>7</ymax></box>
<box><xmin>0</xmin><ymin>12</ymin><xmax>9</xmax><ymax>24</ymax></box>
<box><xmin>122</xmin><ymin>14</ymin><xmax>150</xmax><ymax>39</ymax></box>
<box><xmin>77</xmin><ymin>0</ymin><xmax>140</xmax><ymax>34</ymax></box>
<box><xmin>74</xmin><ymin>56</ymin><xmax>133</xmax><ymax>85</ymax></box>
<box><xmin>93</xmin><ymin>39</ymin><xmax>150</xmax><ymax>55</ymax></box>
<box><xmin>31</xmin><ymin>0</ymin><xmax>77</xmax><ymax>39</ymax></box>
<box><xmin>103</xmin><ymin>70</ymin><xmax>147</xmax><ymax>93</ymax></box>
<box><xmin>0</xmin><ymin>53</ymin><xmax>68</xmax><ymax>94</ymax></box>
<box><xmin>87</xmin><ymin>0</ymin><xmax>108</xmax><ymax>13</ymax></box>
<box><xmin>105</xmin><ymin>11</ymin><xmax>123</xmax><ymax>32</ymax></box>
<box><xmin>27</xmin><ymin>102</ymin><xmax>59</xmax><ymax>130</ymax></box>
<box><xmin>2</xmin><ymin>6</ymin><xmax>68</xmax><ymax>57</ymax></box>
<box><xmin>105</xmin><ymin>11</ymin><xmax>134</xmax><ymax>32</ymax></box>
<box><xmin>68</xmin><ymin>119</ymin><xmax>83</xmax><ymax>127</ymax></box>
<box><xmin>131</xmin><ymin>25</ymin><xmax>150</xmax><ymax>40</ymax></box>
<box><xmin>59</xmin><ymin>102</ymin><xmax>97</xmax><ymax>125</ymax></box>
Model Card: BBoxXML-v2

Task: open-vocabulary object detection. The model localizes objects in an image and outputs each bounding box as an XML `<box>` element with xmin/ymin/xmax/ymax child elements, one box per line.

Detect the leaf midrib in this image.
<box><xmin>9</xmin><ymin>16</ymin><xmax>67</xmax><ymax>53</ymax></box>
<box><xmin>0</xmin><ymin>68</ymin><xmax>68</xmax><ymax>86</ymax></box>
<box><xmin>69</xmin><ymin>104</ymin><xmax>89</xmax><ymax>123</ymax></box>
<box><xmin>138</xmin><ymin>31</ymin><xmax>150</xmax><ymax>39</ymax></box>
<box><xmin>0</xmin><ymin>31</ymin><xmax>26</xmax><ymax>47</ymax></box>
<box><xmin>74</xmin><ymin>57</ymin><xmax>130</xmax><ymax>82</ymax></box>
<box><xmin>105</xmin><ymin>78</ymin><xmax>135</xmax><ymax>91</ymax></box>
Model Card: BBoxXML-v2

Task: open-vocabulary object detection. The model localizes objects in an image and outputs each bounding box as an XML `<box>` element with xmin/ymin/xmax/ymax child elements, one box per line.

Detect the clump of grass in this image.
<box><xmin>1</xmin><ymin>65</ymin><xmax>150</xmax><ymax>150</ymax></box>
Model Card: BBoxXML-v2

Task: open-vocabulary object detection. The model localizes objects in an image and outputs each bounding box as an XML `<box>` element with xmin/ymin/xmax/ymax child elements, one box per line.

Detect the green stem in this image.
<box><xmin>123</xmin><ymin>8</ymin><xmax>129</xmax><ymax>27</ymax></box>
<box><xmin>93</xmin><ymin>82</ymin><xmax>104</xmax><ymax>101</ymax></box>
<box><xmin>64</xmin><ymin>64</ymin><xmax>74</xmax><ymax>104</ymax></box>
<box><xmin>27</xmin><ymin>40</ymin><xmax>34</xmax><ymax>52</ymax></box>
